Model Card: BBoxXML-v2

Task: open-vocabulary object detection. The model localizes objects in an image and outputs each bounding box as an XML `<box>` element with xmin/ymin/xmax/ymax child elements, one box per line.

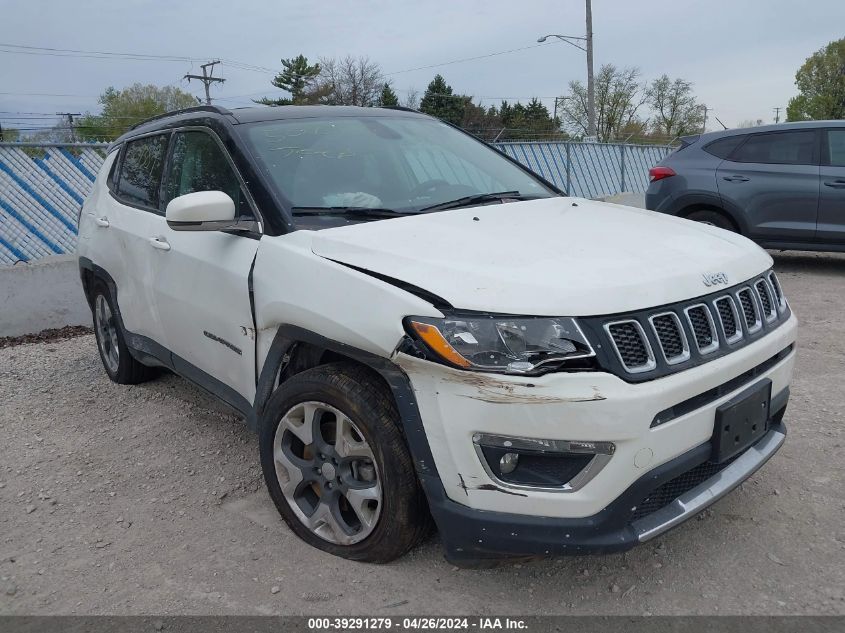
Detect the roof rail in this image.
<box><xmin>128</xmin><ymin>104</ymin><xmax>233</xmax><ymax>131</ymax></box>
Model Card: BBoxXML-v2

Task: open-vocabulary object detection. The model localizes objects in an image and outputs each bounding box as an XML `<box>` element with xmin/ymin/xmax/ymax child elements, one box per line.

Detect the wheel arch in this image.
<box><xmin>254</xmin><ymin>324</ymin><xmax>440</xmax><ymax>480</ymax></box>
<box><xmin>676</xmin><ymin>201</ymin><xmax>745</xmax><ymax>234</ymax></box>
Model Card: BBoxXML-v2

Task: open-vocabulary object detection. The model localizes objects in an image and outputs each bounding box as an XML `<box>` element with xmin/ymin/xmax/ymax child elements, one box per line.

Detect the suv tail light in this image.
<box><xmin>649</xmin><ymin>166</ymin><xmax>676</xmax><ymax>182</ymax></box>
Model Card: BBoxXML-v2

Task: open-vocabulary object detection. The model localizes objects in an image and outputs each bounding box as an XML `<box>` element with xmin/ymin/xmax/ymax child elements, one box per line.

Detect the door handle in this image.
<box><xmin>94</xmin><ymin>217</ymin><xmax>110</xmax><ymax>227</ymax></box>
<box><xmin>823</xmin><ymin>179</ymin><xmax>845</xmax><ymax>189</ymax></box>
<box><xmin>148</xmin><ymin>237</ymin><xmax>171</xmax><ymax>251</ymax></box>
<box><xmin>722</xmin><ymin>175</ymin><xmax>750</xmax><ymax>182</ymax></box>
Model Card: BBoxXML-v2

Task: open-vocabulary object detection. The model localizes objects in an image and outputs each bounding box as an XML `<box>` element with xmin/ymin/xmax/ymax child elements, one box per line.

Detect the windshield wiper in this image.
<box><xmin>291</xmin><ymin>206</ymin><xmax>408</xmax><ymax>218</ymax></box>
<box><xmin>419</xmin><ymin>191</ymin><xmax>542</xmax><ymax>212</ymax></box>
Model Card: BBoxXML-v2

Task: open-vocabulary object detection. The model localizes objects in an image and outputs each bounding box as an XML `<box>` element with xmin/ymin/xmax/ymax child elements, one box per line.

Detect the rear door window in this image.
<box><xmin>116</xmin><ymin>134</ymin><xmax>169</xmax><ymax>210</ymax></box>
<box><xmin>824</xmin><ymin>130</ymin><xmax>845</xmax><ymax>167</ymax></box>
<box><xmin>730</xmin><ymin>130</ymin><xmax>817</xmax><ymax>165</ymax></box>
<box><xmin>163</xmin><ymin>130</ymin><xmax>253</xmax><ymax>218</ymax></box>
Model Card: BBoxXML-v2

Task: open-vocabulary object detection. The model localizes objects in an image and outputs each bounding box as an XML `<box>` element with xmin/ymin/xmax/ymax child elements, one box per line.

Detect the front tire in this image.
<box><xmin>259</xmin><ymin>362</ymin><xmax>430</xmax><ymax>562</ymax></box>
<box><xmin>91</xmin><ymin>281</ymin><xmax>157</xmax><ymax>384</ymax></box>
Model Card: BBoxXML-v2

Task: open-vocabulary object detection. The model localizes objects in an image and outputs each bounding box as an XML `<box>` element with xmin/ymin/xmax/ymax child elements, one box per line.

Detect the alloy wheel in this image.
<box><xmin>273</xmin><ymin>401</ymin><xmax>382</xmax><ymax>545</ymax></box>
<box><xmin>94</xmin><ymin>294</ymin><xmax>120</xmax><ymax>373</ymax></box>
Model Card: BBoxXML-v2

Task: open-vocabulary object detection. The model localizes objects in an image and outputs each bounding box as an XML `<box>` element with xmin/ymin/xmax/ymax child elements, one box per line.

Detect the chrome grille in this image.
<box><xmin>593</xmin><ymin>269</ymin><xmax>789</xmax><ymax>379</ymax></box>
<box><xmin>685</xmin><ymin>304</ymin><xmax>719</xmax><ymax>354</ymax></box>
<box><xmin>605</xmin><ymin>320</ymin><xmax>655</xmax><ymax>372</ymax></box>
<box><xmin>649</xmin><ymin>312</ymin><xmax>689</xmax><ymax>364</ymax></box>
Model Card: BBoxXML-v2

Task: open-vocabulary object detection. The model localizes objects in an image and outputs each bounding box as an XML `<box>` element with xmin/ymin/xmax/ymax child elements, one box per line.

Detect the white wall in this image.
<box><xmin>0</xmin><ymin>255</ymin><xmax>91</xmax><ymax>337</ymax></box>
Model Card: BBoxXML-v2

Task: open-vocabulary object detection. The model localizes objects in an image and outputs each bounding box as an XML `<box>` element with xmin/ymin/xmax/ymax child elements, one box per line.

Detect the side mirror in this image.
<box><xmin>165</xmin><ymin>191</ymin><xmax>236</xmax><ymax>231</ymax></box>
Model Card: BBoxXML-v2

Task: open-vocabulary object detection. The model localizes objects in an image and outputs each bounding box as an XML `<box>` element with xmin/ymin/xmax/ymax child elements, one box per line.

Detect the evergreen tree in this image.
<box><xmin>379</xmin><ymin>83</ymin><xmax>400</xmax><ymax>107</ymax></box>
<box><xmin>255</xmin><ymin>54</ymin><xmax>321</xmax><ymax>106</ymax></box>
<box><xmin>419</xmin><ymin>74</ymin><xmax>465</xmax><ymax>125</ymax></box>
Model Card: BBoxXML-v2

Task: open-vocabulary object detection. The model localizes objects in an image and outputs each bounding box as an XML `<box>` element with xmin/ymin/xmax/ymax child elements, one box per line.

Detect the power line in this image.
<box><xmin>0</xmin><ymin>42</ymin><xmax>276</xmax><ymax>74</ymax></box>
<box><xmin>383</xmin><ymin>41</ymin><xmax>557</xmax><ymax>76</ymax></box>
<box><xmin>0</xmin><ymin>91</ymin><xmax>95</xmax><ymax>98</ymax></box>
<box><xmin>773</xmin><ymin>106</ymin><xmax>782</xmax><ymax>124</ymax></box>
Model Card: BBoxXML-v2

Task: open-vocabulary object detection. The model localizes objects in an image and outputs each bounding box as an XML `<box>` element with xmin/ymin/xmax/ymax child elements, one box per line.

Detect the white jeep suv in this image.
<box><xmin>77</xmin><ymin>105</ymin><xmax>796</xmax><ymax>565</ymax></box>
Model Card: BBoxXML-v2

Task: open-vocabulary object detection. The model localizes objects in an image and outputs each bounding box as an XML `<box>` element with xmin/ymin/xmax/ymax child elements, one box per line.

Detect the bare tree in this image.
<box><xmin>559</xmin><ymin>64</ymin><xmax>647</xmax><ymax>141</ymax></box>
<box><xmin>647</xmin><ymin>75</ymin><xmax>705</xmax><ymax>137</ymax></box>
<box><xmin>402</xmin><ymin>87</ymin><xmax>420</xmax><ymax>110</ymax></box>
<box><xmin>312</xmin><ymin>56</ymin><xmax>384</xmax><ymax>106</ymax></box>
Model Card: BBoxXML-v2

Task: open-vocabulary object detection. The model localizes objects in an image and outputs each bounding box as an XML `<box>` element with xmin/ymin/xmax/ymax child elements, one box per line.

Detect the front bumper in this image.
<box><xmin>422</xmin><ymin>419</ymin><xmax>786</xmax><ymax>565</ymax></box>
<box><xmin>396</xmin><ymin>313</ymin><xmax>796</xmax><ymax>563</ymax></box>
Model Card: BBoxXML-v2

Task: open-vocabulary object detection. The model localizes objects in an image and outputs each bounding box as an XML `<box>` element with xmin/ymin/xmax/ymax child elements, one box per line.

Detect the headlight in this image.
<box><xmin>405</xmin><ymin>314</ymin><xmax>595</xmax><ymax>375</ymax></box>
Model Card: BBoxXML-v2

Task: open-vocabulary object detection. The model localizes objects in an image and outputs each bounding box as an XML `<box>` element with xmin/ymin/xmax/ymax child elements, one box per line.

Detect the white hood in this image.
<box><xmin>310</xmin><ymin>198</ymin><xmax>773</xmax><ymax>316</ymax></box>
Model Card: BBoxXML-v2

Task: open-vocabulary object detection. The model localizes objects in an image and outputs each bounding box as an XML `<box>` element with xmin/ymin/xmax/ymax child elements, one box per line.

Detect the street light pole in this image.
<box><xmin>537</xmin><ymin>0</ymin><xmax>596</xmax><ymax>139</ymax></box>
<box><xmin>585</xmin><ymin>0</ymin><xmax>596</xmax><ymax>138</ymax></box>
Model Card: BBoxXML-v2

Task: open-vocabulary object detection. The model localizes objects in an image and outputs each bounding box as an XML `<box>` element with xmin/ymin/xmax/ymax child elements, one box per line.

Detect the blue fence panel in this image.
<box><xmin>493</xmin><ymin>141</ymin><xmax>671</xmax><ymax>198</ymax></box>
<box><xmin>0</xmin><ymin>143</ymin><xmax>106</xmax><ymax>264</ymax></box>
<box><xmin>0</xmin><ymin>140</ymin><xmax>671</xmax><ymax>265</ymax></box>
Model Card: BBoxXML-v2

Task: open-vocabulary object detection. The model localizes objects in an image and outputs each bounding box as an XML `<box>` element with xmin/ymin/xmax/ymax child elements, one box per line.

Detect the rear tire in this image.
<box><xmin>259</xmin><ymin>362</ymin><xmax>431</xmax><ymax>563</ymax></box>
<box><xmin>685</xmin><ymin>209</ymin><xmax>737</xmax><ymax>232</ymax></box>
<box><xmin>91</xmin><ymin>281</ymin><xmax>157</xmax><ymax>384</ymax></box>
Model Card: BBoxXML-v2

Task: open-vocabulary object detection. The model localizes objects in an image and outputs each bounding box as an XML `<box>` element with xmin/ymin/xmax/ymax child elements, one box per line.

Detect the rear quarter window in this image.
<box><xmin>703</xmin><ymin>135</ymin><xmax>747</xmax><ymax>159</ymax></box>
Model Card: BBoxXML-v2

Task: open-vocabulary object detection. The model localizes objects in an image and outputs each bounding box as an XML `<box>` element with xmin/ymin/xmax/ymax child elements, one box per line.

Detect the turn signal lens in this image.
<box><xmin>408</xmin><ymin>321</ymin><xmax>472</xmax><ymax>368</ymax></box>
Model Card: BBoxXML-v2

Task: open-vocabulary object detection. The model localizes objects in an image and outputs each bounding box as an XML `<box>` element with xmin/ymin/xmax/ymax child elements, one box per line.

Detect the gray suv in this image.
<box><xmin>646</xmin><ymin>121</ymin><xmax>845</xmax><ymax>252</ymax></box>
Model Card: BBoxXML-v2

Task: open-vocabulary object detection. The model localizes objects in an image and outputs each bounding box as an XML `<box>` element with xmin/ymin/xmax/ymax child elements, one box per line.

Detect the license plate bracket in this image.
<box><xmin>711</xmin><ymin>379</ymin><xmax>771</xmax><ymax>464</ymax></box>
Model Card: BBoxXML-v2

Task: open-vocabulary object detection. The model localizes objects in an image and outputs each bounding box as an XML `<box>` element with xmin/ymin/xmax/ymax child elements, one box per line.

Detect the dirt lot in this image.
<box><xmin>1</xmin><ymin>251</ymin><xmax>843</xmax><ymax>616</ymax></box>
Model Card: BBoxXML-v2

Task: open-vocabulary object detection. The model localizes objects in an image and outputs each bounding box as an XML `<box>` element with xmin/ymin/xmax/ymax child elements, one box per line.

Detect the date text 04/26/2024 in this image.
<box><xmin>307</xmin><ymin>617</ymin><xmax>528</xmax><ymax>630</ymax></box>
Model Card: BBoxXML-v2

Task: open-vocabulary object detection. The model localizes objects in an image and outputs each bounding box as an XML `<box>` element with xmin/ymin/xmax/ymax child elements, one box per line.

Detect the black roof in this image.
<box><xmin>698</xmin><ymin>119</ymin><xmax>845</xmax><ymax>142</ymax></box>
<box><xmin>114</xmin><ymin>104</ymin><xmax>427</xmax><ymax>145</ymax></box>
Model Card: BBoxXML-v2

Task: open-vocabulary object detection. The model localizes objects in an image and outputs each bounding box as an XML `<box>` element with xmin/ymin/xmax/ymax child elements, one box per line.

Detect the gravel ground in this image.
<box><xmin>0</xmin><ymin>251</ymin><xmax>843</xmax><ymax>616</ymax></box>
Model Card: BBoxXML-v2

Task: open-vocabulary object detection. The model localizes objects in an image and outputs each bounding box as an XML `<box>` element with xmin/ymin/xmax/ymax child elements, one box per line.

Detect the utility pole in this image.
<box><xmin>184</xmin><ymin>60</ymin><xmax>225</xmax><ymax>105</ymax></box>
<box><xmin>585</xmin><ymin>0</ymin><xmax>596</xmax><ymax>139</ymax></box>
<box><xmin>56</xmin><ymin>112</ymin><xmax>81</xmax><ymax>142</ymax></box>
<box><xmin>702</xmin><ymin>106</ymin><xmax>710</xmax><ymax>133</ymax></box>
<box><xmin>773</xmin><ymin>107</ymin><xmax>782</xmax><ymax>124</ymax></box>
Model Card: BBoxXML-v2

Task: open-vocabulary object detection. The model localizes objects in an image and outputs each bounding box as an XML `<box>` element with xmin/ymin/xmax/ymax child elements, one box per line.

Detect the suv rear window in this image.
<box><xmin>703</xmin><ymin>135</ymin><xmax>746</xmax><ymax>159</ymax></box>
<box><xmin>117</xmin><ymin>134</ymin><xmax>169</xmax><ymax>210</ymax></box>
<box><xmin>730</xmin><ymin>130</ymin><xmax>816</xmax><ymax>165</ymax></box>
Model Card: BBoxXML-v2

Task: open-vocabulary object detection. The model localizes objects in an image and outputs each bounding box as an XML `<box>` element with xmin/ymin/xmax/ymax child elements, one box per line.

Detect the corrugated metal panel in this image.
<box><xmin>0</xmin><ymin>140</ymin><xmax>670</xmax><ymax>265</ymax></box>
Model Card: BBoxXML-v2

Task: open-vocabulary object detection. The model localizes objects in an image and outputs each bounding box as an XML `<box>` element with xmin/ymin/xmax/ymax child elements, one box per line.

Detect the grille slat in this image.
<box><xmin>686</xmin><ymin>305</ymin><xmax>718</xmax><ymax>353</ymax></box>
<box><xmin>737</xmin><ymin>288</ymin><xmax>760</xmax><ymax>331</ymax></box>
<box><xmin>715</xmin><ymin>297</ymin><xmax>738</xmax><ymax>340</ymax></box>
<box><xmin>606</xmin><ymin>321</ymin><xmax>653</xmax><ymax>371</ymax></box>
<box><xmin>755</xmin><ymin>279</ymin><xmax>775</xmax><ymax>319</ymax></box>
<box><xmin>768</xmin><ymin>272</ymin><xmax>784</xmax><ymax>309</ymax></box>
<box><xmin>650</xmin><ymin>313</ymin><xmax>687</xmax><ymax>363</ymax></box>
<box><xmin>714</xmin><ymin>296</ymin><xmax>742</xmax><ymax>343</ymax></box>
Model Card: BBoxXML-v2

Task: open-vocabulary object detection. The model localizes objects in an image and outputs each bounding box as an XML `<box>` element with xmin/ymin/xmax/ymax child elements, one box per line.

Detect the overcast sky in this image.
<box><xmin>2</xmin><ymin>0</ymin><xmax>843</xmax><ymax>134</ymax></box>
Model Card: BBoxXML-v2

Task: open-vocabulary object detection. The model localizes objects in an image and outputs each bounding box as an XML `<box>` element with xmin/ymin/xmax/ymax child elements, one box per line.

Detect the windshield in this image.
<box><xmin>242</xmin><ymin>115</ymin><xmax>556</xmax><ymax>221</ymax></box>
